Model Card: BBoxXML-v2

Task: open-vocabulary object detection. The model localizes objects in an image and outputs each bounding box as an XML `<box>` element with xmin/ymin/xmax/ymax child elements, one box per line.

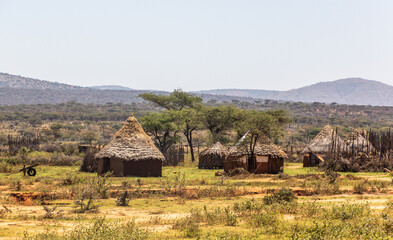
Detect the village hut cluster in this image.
<box><xmin>90</xmin><ymin>113</ymin><xmax>289</xmax><ymax>177</ymax></box>
<box><xmin>301</xmin><ymin>124</ymin><xmax>375</xmax><ymax>168</ymax></box>
<box><xmin>89</xmin><ymin>110</ymin><xmax>386</xmax><ymax>178</ymax></box>
<box><xmin>87</xmin><ymin>112</ymin><xmax>385</xmax><ymax>177</ymax></box>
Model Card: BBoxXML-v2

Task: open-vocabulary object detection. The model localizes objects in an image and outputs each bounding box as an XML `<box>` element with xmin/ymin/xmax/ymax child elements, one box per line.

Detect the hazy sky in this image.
<box><xmin>0</xmin><ymin>1</ymin><xmax>392</xmax><ymax>91</ymax></box>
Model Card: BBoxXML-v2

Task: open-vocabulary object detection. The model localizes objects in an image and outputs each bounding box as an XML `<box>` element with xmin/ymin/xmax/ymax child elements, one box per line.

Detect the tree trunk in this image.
<box><xmin>185</xmin><ymin>127</ymin><xmax>196</xmax><ymax>162</ymax></box>
<box><xmin>186</xmin><ymin>132</ymin><xmax>195</xmax><ymax>162</ymax></box>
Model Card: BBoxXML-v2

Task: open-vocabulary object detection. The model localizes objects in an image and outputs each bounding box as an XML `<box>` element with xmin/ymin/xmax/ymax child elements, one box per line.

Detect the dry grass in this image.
<box><xmin>1</xmin><ymin>162</ymin><xmax>393</xmax><ymax>239</ymax></box>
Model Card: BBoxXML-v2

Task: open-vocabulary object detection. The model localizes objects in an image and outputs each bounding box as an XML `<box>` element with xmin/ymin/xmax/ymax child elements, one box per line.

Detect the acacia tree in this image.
<box><xmin>81</xmin><ymin>131</ymin><xmax>98</xmax><ymax>145</ymax></box>
<box><xmin>141</xmin><ymin>111</ymin><xmax>181</xmax><ymax>155</ymax></box>
<box><xmin>177</xmin><ymin>108</ymin><xmax>202</xmax><ymax>162</ymax></box>
<box><xmin>139</xmin><ymin>90</ymin><xmax>203</xmax><ymax>162</ymax></box>
<box><xmin>236</xmin><ymin>110</ymin><xmax>291</xmax><ymax>170</ymax></box>
<box><xmin>139</xmin><ymin>89</ymin><xmax>202</xmax><ymax>111</ymax></box>
<box><xmin>202</xmin><ymin>105</ymin><xmax>241</xmax><ymax>143</ymax></box>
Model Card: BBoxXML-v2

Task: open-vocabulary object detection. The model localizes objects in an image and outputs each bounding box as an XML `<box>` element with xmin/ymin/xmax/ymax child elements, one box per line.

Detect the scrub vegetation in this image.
<box><xmin>2</xmin><ymin>90</ymin><xmax>393</xmax><ymax>239</ymax></box>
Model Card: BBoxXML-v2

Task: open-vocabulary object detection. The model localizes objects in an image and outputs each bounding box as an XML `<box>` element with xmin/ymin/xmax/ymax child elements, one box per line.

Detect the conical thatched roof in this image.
<box><xmin>229</xmin><ymin>143</ymin><xmax>287</xmax><ymax>158</ymax></box>
<box><xmin>254</xmin><ymin>143</ymin><xmax>287</xmax><ymax>158</ymax></box>
<box><xmin>95</xmin><ymin>115</ymin><xmax>165</xmax><ymax>161</ymax></box>
<box><xmin>227</xmin><ymin>130</ymin><xmax>287</xmax><ymax>158</ymax></box>
<box><xmin>301</xmin><ymin>125</ymin><xmax>347</xmax><ymax>154</ymax></box>
<box><xmin>200</xmin><ymin>142</ymin><xmax>229</xmax><ymax>157</ymax></box>
<box><xmin>346</xmin><ymin>129</ymin><xmax>374</xmax><ymax>153</ymax></box>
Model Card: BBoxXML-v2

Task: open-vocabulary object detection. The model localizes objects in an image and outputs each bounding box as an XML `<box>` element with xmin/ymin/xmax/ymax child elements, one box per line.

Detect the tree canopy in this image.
<box><xmin>139</xmin><ymin>89</ymin><xmax>202</xmax><ymax>111</ymax></box>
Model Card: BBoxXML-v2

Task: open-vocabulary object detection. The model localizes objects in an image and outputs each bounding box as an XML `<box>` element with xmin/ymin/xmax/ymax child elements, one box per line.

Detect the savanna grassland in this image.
<box><xmin>2</xmin><ymin>92</ymin><xmax>393</xmax><ymax>239</ymax></box>
<box><xmin>1</xmin><ymin>159</ymin><xmax>393</xmax><ymax>239</ymax></box>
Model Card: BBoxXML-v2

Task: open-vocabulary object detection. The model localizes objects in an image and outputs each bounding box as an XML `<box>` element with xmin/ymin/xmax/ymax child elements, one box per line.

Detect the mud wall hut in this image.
<box><xmin>301</xmin><ymin>125</ymin><xmax>347</xmax><ymax>167</ymax></box>
<box><xmin>198</xmin><ymin>142</ymin><xmax>228</xmax><ymax>169</ymax></box>
<box><xmin>224</xmin><ymin>143</ymin><xmax>287</xmax><ymax>174</ymax></box>
<box><xmin>95</xmin><ymin>115</ymin><xmax>165</xmax><ymax>177</ymax></box>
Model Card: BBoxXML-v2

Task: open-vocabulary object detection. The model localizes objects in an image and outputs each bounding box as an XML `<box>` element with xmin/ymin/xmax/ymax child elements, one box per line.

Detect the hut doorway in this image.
<box><xmin>103</xmin><ymin>158</ymin><xmax>110</xmax><ymax>173</ymax></box>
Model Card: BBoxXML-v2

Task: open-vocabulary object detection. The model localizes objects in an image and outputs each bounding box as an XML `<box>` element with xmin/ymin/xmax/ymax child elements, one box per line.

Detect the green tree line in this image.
<box><xmin>139</xmin><ymin>90</ymin><xmax>291</xmax><ymax>161</ymax></box>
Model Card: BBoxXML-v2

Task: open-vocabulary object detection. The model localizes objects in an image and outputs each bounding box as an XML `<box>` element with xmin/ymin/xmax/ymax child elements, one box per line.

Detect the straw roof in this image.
<box><xmin>346</xmin><ymin>129</ymin><xmax>374</xmax><ymax>153</ymax></box>
<box><xmin>95</xmin><ymin>115</ymin><xmax>165</xmax><ymax>161</ymax></box>
<box><xmin>229</xmin><ymin>143</ymin><xmax>287</xmax><ymax>158</ymax></box>
<box><xmin>301</xmin><ymin>125</ymin><xmax>347</xmax><ymax>154</ymax></box>
<box><xmin>200</xmin><ymin>142</ymin><xmax>229</xmax><ymax>157</ymax></box>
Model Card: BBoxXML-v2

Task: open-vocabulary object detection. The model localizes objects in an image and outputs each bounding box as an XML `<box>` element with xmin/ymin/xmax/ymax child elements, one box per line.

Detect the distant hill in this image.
<box><xmin>197</xmin><ymin>78</ymin><xmax>393</xmax><ymax>106</ymax></box>
<box><xmin>90</xmin><ymin>85</ymin><xmax>133</xmax><ymax>91</ymax></box>
<box><xmin>1</xmin><ymin>73</ymin><xmax>393</xmax><ymax>106</ymax></box>
<box><xmin>0</xmin><ymin>73</ymin><xmax>253</xmax><ymax>105</ymax></box>
<box><xmin>0</xmin><ymin>72</ymin><xmax>82</xmax><ymax>90</ymax></box>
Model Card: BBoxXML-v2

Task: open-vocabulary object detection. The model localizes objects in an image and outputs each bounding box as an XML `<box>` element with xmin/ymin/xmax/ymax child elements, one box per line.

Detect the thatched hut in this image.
<box><xmin>346</xmin><ymin>129</ymin><xmax>374</xmax><ymax>154</ymax></box>
<box><xmin>198</xmin><ymin>142</ymin><xmax>228</xmax><ymax>169</ymax></box>
<box><xmin>225</xmin><ymin>143</ymin><xmax>287</xmax><ymax>174</ymax></box>
<box><xmin>301</xmin><ymin>125</ymin><xmax>347</xmax><ymax>167</ymax></box>
<box><xmin>95</xmin><ymin>115</ymin><xmax>165</xmax><ymax>177</ymax></box>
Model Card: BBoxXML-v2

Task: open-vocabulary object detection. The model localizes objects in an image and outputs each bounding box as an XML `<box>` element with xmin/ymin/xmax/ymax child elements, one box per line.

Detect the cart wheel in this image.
<box><xmin>27</xmin><ymin>168</ymin><xmax>37</xmax><ymax>176</ymax></box>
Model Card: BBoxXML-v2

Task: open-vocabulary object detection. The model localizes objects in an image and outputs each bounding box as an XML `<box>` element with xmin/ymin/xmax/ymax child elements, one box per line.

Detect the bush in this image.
<box><xmin>79</xmin><ymin>147</ymin><xmax>99</xmax><ymax>172</ymax></box>
<box><xmin>42</xmin><ymin>206</ymin><xmax>62</xmax><ymax>219</ymax></box>
<box><xmin>50</xmin><ymin>153</ymin><xmax>81</xmax><ymax>166</ymax></box>
<box><xmin>91</xmin><ymin>173</ymin><xmax>112</xmax><ymax>199</ymax></box>
<box><xmin>73</xmin><ymin>187</ymin><xmax>98</xmax><ymax>213</ymax></box>
<box><xmin>0</xmin><ymin>161</ymin><xmax>16</xmax><ymax>173</ymax></box>
<box><xmin>233</xmin><ymin>199</ymin><xmax>263</xmax><ymax>213</ymax></box>
<box><xmin>248</xmin><ymin>212</ymin><xmax>279</xmax><ymax>228</ymax></box>
<box><xmin>173</xmin><ymin>218</ymin><xmax>200</xmax><ymax>238</ymax></box>
<box><xmin>325</xmin><ymin>202</ymin><xmax>370</xmax><ymax>220</ymax></box>
<box><xmin>11</xmin><ymin>180</ymin><xmax>22</xmax><ymax>191</ymax></box>
<box><xmin>24</xmin><ymin>218</ymin><xmax>150</xmax><ymax>240</ymax></box>
<box><xmin>224</xmin><ymin>207</ymin><xmax>238</xmax><ymax>226</ymax></box>
<box><xmin>354</xmin><ymin>180</ymin><xmax>368</xmax><ymax>194</ymax></box>
<box><xmin>27</xmin><ymin>151</ymin><xmax>81</xmax><ymax>166</ymax></box>
<box><xmin>313</xmin><ymin>179</ymin><xmax>341</xmax><ymax>195</ymax></box>
<box><xmin>59</xmin><ymin>174</ymin><xmax>83</xmax><ymax>186</ymax></box>
<box><xmin>116</xmin><ymin>191</ymin><xmax>131</xmax><ymax>207</ymax></box>
<box><xmin>40</xmin><ymin>143</ymin><xmax>62</xmax><ymax>153</ymax></box>
<box><xmin>263</xmin><ymin>188</ymin><xmax>296</xmax><ymax>205</ymax></box>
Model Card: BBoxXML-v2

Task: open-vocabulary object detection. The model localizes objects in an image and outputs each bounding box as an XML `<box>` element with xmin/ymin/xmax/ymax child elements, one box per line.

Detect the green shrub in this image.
<box><xmin>354</xmin><ymin>180</ymin><xmax>368</xmax><ymax>194</ymax></box>
<box><xmin>183</xmin><ymin>220</ymin><xmax>200</xmax><ymax>238</ymax></box>
<box><xmin>173</xmin><ymin>217</ymin><xmax>200</xmax><ymax>238</ymax></box>
<box><xmin>248</xmin><ymin>212</ymin><xmax>279</xmax><ymax>228</ymax></box>
<box><xmin>263</xmin><ymin>188</ymin><xmax>296</xmax><ymax>205</ymax></box>
<box><xmin>233</xmin><ymin>198</ymin><xmax>263</xmax><ymax>213</ymax></box>
<box><xmin>91</xmin><ymin>172</ymin><xmax>112</xmax><ymax>199</ymax></box>
<box><xmin>73</xmin><ymin>187</ymin><xmax>98</xmax><ymax>213</ymax></box>
<box><xmin>116</xmin><ymin>191</ymin><xmax>131</xmax><ymax>207</ymax></box>
<box><xmin>313</xmin><ymin>179</ymin><xmax>341</xmax><ymax>195</ymax></box>
<box><xmin>24</xmin><ymin>218</ymin><xmax>150</xmax><ymax>240</ymax></box>
<box><xmin>42</xmin><ymin>206</ymin><xmax>62</xmax><ymax>219</ymax></box>
<box><xmin>325</xmin><ymin>202</ymin><xmax>370</xmax><ymax>220</ymax></box>
<box><xmin>0</xmin><ymin>161</ymin><xmax>16</xmax><ymax>173</ymax></box>
<box><xmin>224</xmin><ymin>207</ymin><xmax>238</xmax><ymax>226</ymax></box>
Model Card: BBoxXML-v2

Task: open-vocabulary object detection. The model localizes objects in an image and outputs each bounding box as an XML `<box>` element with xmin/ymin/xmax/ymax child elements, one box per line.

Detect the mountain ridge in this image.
<box><xmin>196</xmin><ymin>78</ymin><xmax>393</xmax><ymax>106</ymax></box>
<box><xmin>90</xmin><ymin>85</ymin><xmax>133</xmax><ymax>91</ymax></box>
<box><xmin>1</xmin><ymin>73</ymin><xmax>392</xmax><ymax>106</ymax></box>
<box><xmin>0</xmin><ymin>72</ymin><xmax>82</xmax><ymax>90</ymax></box>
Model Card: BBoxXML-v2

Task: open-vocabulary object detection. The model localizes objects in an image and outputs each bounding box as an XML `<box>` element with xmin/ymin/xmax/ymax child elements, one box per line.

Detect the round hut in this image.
<box><xmin>95</xmin><ymin>114</ymin><xmax>165</xmax><ymax>177</ymax></box>
<box><xmin>225</xmin><ymin>143</ymin><xmax>287</xmax><ymax>174</ymax></box>
<box><xmin>198</xmin><ymin>142</ymin><xmax>228</xmax><ymax>169</ymax></box>
<box><xmin>301</xmin><ymin>124</ymin><xmax>347</xmax><ymax>167</ymax></box>
<box><xmin>345</xmin><ymin>129</ymin><xmax>374</xmax><ymax>154</ymax></box>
